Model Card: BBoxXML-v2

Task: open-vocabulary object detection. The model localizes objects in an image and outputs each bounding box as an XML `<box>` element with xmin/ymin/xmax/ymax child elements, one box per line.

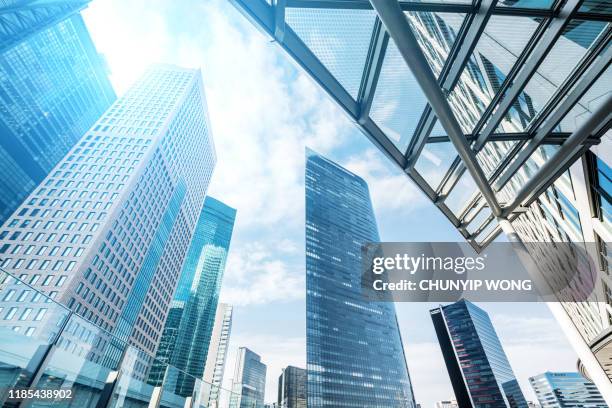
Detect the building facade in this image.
<box><xmin>431</xmin><ymin>300</ymin><xmax>528</xmax><ymax>408</ymax></box>
<box><xmin>0</xmin><ymin>65</ymin><xmax>216</xmax><ymax>366</ymax></box>
<box><xmin>305</xmin><ymin>149</ymin><xmax>416</xmax><ymax>407</ymax></box>
<box><xmin>529</xmin><ymin>372</ymin><xmax>607</xmax><ymax>408</ymax></box>
<box><xmin>202</xmin><ymin>303</ymin><xmax>233</xmax><ymax>407</ymax></box>
<box><xmin>277</xmin><ymin>366</ymin><xmax>306</xmax><ymax>408</ymax></box>
<box><xmin>229</xmin><ymin>347</ymin><xmax>267</xmax><ymax>408</ymax></box>
<box><xmin>149</xmin><ymin>196</ymin><xmax>235</xmax><ymax>396</ymax></box>
<box><xmin>0</xmin><ymin>1</ymin><xmax>116</xmax><ymax>224</ymax></box>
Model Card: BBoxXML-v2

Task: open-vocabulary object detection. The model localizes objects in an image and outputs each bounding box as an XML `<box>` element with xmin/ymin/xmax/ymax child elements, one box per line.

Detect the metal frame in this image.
<box><xmin>0</xmin><ymin>0</ymin><xmax>90</xmax><ymax>54</ymax></box>
<box><xmin>230</xmin><ymin>0</ymin><xmax>611</xmax><ymax>251</ymax></box>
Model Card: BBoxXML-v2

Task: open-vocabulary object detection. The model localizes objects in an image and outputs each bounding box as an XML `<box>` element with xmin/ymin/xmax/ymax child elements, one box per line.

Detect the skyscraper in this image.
<box><xmin>305</xmin><ymin>149</ymin><xmax>416</xmax><ymax>407</ymax></box>
<box><xmin>149</xmin><ymin>196</ymin><xmax>236</xmax><ymax>396</ymax></box>
<box><xmin>0</xmin><ymin>1</ymin><xmax>116</xmax><ymax>224</ymax></box>
<box><xmin>529</xmin><ymin>372</ymin><xmax>607</xmax><ymax>408</ymax></box>
<box><xmin>431</xmin><ymin>300</ymin><xmax>528</xmax><ymax>408</ymax></box>
<box><xmin>0</xmin><ymin>65</ymin><xmax>216</xmax><ymax>362</ymax></box>
<box><xmin>203</xmin><ymin>303</ymin><xmax>233</xmax><ymax>407</ymax></box>
<box><xmin>231</xmin><ymin>1</ymin><xmax>612</xmax><ymax>396</ymax></box>
<box><xmin>229</xmin><ymin>347</ymin><xmax>267</xmax><ymax>408</ymax></box>
<box><xmin>277</xmin><ymin>366</ymin><xmax>306</xmax><ymax>408</ymax></box>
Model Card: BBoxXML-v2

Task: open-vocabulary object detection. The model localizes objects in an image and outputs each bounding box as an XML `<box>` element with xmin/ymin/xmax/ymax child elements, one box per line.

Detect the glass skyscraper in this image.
<box><xmin>305</xmin><ymin>148</ymin><xmax>416</xmax><ymax>407</ymax></box>
<box><xmin>203</xmin><ymin>303</ymin><xmax>233</xmax><ymax>407</ymax></box>
<box><xmin>431</xmin><ymin>300</ymin><xmax>528</xmax><ymax>408</ymax></box>
<box><xmin>229</xmin><ymin>347</ymin><xmax>267</xmax><ymax>408</ymax></box>
<box><xmin>149</xmin><ymin>196</ymin><xmax>236</xmax><ymax>396</ymax></box>
<box><xmin>529</xmin><ymin>372</ymin><xmax>607</xmax><ymax>408</ymax></box>
<box><xmin>0</xmin><ymin>65</ymin><xmax>217</xmax><ymax>364</ymax></box>
<box><xmin>278</xmin><ymin>365</ymin><xmax>306</xmax><ymax>408</ymax></box>
<box><xmin>0</xmin><ymin>1</ymin><xmax>116</xmax><ymax>224</ymax></box>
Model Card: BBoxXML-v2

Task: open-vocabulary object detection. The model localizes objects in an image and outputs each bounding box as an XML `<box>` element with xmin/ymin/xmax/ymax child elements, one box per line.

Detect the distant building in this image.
<box><xmin>202</xmin><ymin>303</ymin><xmax>233</xmax><ymax>407</ymax></box>
<box><xmin>436</xmin><ymin>400</ymin><xmax>458</xmax><ymax>408</ymax></box>
<box><xmin>229</xmin><ymin>347</ymin><xmax>267</xmax><ymax>408</ymax></box>
<box><xmin>0</xmin><ymin>1</ymin><xmax>116</xmax><ymax>224</ymax></box>
<box><xmin>277</xmin><ymin>366</ymin><xmax>306</xmax><ymax>408</ymax></box>
<box><xmin>431</xmin><ymin>300</ymin><xmax>528</xmax><ymax>407</ymax></box>
<box><xmin>529</xmin><ymin>372</ymin><xmax>607</xmax><ymax>408</ymax></box>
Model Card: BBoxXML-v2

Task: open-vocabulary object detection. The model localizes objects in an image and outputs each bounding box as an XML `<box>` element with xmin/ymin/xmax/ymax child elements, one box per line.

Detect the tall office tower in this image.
<box><xmin>431</xmin><ymin>300</ymin><xmax>528</xmax><ymax>408</ymax></box>
<box><xmin>229</xmin><ymin>347</ymin><xmax>267</xmax><ymax>408</ymax></box>
<box><xmin>202</xmin><ymin>303</ymin><xmax>233</xmax><ymax>407</ymax></box>
<box><xmin>149</xmin><ymin>196</ymin><xmax>235</xmax><ymax>396</ymax></box>
<box><xmin>277</xmin><ymin>366</ymin><xmax>306</xmax><ymax>408</ymax></box>
<box><xmin>0</xmin><ymin>65</ymin><xmax>216</xmax><ymax>361</ymax></box>
<box><xmin>231</xmin><ymin>0</ymin><xmax>612</xmax><ymax>397</ymax></box>
<box><xmin>529</xmin><ymin>372</ymin><xmax>607</xmax><ymax>408</ymax></box>
<box><xmin>0</xmin><ymin>0</ymin><xmax>116</xmax><ymax>224</ymax></box>
<box><xmin>305</xmin><ymin>149</ymin><xmax>416</xmax><ymax>407</ymax></box>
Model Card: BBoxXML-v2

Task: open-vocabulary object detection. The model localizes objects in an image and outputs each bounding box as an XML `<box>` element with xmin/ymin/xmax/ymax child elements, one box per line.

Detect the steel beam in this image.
<box><xmin>406</xmin><ymin>0</ymin><xmax>496</xmax><ymax>169</ymax></box>
<box><xmin>441</xmin><ymin>0</ymin><xmax>497</xmax><ymax>91</ymax></box>
<box><xmin>474</xmin><ymin>0</ymin><xmax>582</xmax><ymax>149</ymax></box>
<box><xmin>357</xmin><ymin>18</ymin><xmax>389</xmax><ymax>123</ymax></box>
<box><xmin>426</xmin><ymin>132</ymin><xmax>602</xmax><ymax>145</ymax></box>
<box><xmin>492</xmin><ymin>31</ymin><xmax>612</xmax><ymax>192</ymax></box>
<box><xmin>503</xmin><ymin>95</ymin><xmax>612</xmax><ymax>217</ymax></box>
<box><xmin>369</xmin><ymin>0</ymin><xmax>502</xmax><ymax>216</ymax></box>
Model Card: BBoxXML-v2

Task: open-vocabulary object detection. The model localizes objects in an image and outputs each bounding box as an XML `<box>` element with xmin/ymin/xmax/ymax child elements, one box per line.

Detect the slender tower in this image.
<box><xmin>305</xmin><ymin>148</ymin><xmax>416</xmax><ymax>407</ymax></box>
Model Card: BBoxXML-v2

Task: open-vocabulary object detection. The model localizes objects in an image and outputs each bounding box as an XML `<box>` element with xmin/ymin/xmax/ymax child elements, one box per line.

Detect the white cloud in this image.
<box><xmin>343</xmin><ymin>148</ymin><xmax>428</xmax><ymax>215</ymax></box>
<box><xmin>221</xmin><ymin>242</ymin><xmax>304</xmax><ymax>306</ymax></box>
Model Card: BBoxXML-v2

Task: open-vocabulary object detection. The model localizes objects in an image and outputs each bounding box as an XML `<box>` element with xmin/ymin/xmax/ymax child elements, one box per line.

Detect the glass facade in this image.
<box><xmin>150</xmin><ymin>196</ymin><xmax>236</xmax><ymax>397</ymax></box>
<box><xmin>278</xmin><ymin>366</ymin><xmax>306</xmax><ymax>408</ymax></box>
<box><xmin>305</xmin><ymin>149</ymin><xmax>416</xmax><ymax>407</ymax></box>
<box><xmin>431</xmin><ymin>300</ymin><xmax>528</xmax><ymax>408</ymax></box>
<box><xmin>0</xmin><ymin>65</ymin><xmax>217</xmax><ymax>368</ymax></box>
<box><xmin>529</xmin><ymin>372</ymin><xmax>607</xmax><ymax>408</ymax></box>
<box><xmin>229</xmin><ymin>347</ymin><xmax>267</xmax><ymax>408</ymax></box>
<box><xmin>0</xmin><ymin>267</ymin><xmax>242</xmax><ymax>407</ymax></box>
<box><xmin>0</xmin><ymin>7</ymin><xmax>116</xmax><ymax>224</ymax></box>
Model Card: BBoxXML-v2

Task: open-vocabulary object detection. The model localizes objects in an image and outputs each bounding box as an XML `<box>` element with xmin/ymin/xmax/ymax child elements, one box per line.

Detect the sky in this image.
<box><xmin>82</xmin><ymin>1</ymin><xmax>579</xmax><ymax>406</ymax></box>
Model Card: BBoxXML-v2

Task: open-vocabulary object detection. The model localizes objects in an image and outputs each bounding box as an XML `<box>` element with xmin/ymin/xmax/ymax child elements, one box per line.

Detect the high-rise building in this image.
<box><xmin>277</xmin><ymin>366</ymin><xmax>306</xmax><ymax>408</ymax></box>
<box><xmin>305</xmin><ymin>149</ymin><xmax>416</xmax><ymax>407</ymax></box>
<box><xmin>149</xmin><ymin>196</ymin><xmax>236</xmax><ymax>396</ymax></box>
<box><xmin>529</xmin><ymin>372</ymin><xmax>607</xmax><ymax>408</ymax></box>
<box><xmin>202</xmin><ymin>303</ymin><xmax>233</xmax><ymax>407</ymax></box>
<box><xmin>0</xmin><ymin>0</ymin><xmax>116</xmax><ymax>224</ymax></box>
<box><xmin>229</xmin><ymin>347</ymin><xmax>267</xmax><ymax>408</ymax></box>
<box><xmin>231</xmin><ymin>0</ymin><xmax>612</xmax><ymax>397</ymax></box>
<box><xmin>0</xmin><ymin>65</ymin><xmax>216</xmax><ymax>363</ymax></box>
<box><xmin>431</xmin><ymin>300</ymin><xmax>528</xmax><ymax>408</ymax></box>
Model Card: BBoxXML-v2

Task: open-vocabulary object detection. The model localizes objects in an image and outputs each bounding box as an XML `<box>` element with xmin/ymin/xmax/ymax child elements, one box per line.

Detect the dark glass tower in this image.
<box><xmin>278</xmin><ymin>366</ymin><xmax>306</xmax><ymax>408</ymax></box>
<box><xmin>0</xmin><ymin>2</ymin><xmax>116</xmax><ymax>224</ymax></box>
<box><xmin>430</xmin><ymin>300</ymin><xmax>528</xmax><ymax>408</ymax></box>
<box><xmin>305</xmin><ymin>148</ymin><xmax>416</xmax><ymax>407</ymax></box>
<box><xmin>149</xmin><ymin>196</ymin><xmax>236</xmax><ymax>396</ymax></box>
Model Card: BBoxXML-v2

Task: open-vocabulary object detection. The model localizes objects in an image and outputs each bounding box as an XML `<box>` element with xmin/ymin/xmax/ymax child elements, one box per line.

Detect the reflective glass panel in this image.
<box><xmin>285</xmin><ymin>7</ymin><xmax>377</xmax><ymax>98</ymax></box>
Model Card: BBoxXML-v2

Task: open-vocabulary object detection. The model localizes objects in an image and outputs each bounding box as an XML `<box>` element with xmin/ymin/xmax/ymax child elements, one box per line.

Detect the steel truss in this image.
<box><xmin>230</xmin><ymin>0</ymin><xmax>611</xmax><ymax>251</ymax></box>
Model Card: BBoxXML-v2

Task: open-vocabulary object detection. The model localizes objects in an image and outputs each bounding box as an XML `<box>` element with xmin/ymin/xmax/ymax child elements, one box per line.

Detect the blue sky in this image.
<box><xmin>83</xmin><ymin>1</ymin><xmax>578</xmax><ymax>406</ymax></box>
